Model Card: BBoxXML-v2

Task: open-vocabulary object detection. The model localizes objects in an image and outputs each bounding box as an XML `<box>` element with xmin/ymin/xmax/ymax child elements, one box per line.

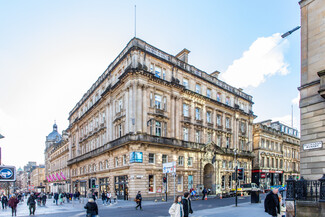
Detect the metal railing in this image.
<box><xmin>286</xmin><ymin>174</ymin><xmax>325</xmax><ymax>202</ymax></box>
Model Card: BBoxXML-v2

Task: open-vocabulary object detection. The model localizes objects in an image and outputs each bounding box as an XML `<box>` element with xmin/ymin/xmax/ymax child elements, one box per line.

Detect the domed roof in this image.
<box><xmin>17</xmin><ymin>167</ymin><xmax>23</xmax><ymax>172</ymax></box>
<box><xmin>46</xmin><ymin>122</ymin><xmax>62</xmax><ymax>143</ymax></box>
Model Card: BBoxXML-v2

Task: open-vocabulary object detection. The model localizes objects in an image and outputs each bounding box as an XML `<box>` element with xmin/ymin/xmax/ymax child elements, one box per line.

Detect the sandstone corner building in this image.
<box><xmin>46</xmin><ymin>38</ymin><xmax>256</xmax><ymax>199</ymax></box>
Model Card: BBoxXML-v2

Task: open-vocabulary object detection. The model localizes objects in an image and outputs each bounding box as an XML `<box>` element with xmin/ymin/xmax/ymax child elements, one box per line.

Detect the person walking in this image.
<box><xmin>169</xmin><ymin>195</ymin><xmax>184</xmax><ymax>217</ymax></box>
<box><xmin>264</xmin><ymin>188</ymin><xmax>280</xmax><ymax>217</ymax></box>
<box><xmin>8</xmin><ymin>194</ymin><xmax>19</xmax><ymax>216</ymax></box>
<box><xmin>182</xmin><ymin>192</ymin><xmax>193</xmax><ymax>217</ymax></box>
<box><xmin>106</xmin><ymin>191</ymin><xmax>111</xmax><ymax>205</ymax></box>
<box><xmin>135</xmin><ymin>191</ymin><xmax>143</xmax><ymax>210</ymax></box>
<box><xmin>84</xmin><ymin>198</ymin><xmax>98</xmax><ymax>217</ymax></box>
<box><xmin>1</xmin><ymin>194</ymin><xmax>8</xmax><ymax>209</ymax></box>
<box><xmin>42</xmin><ymin>194</ymin><xmax>47</xmax><ymax>206</ymax></box>
<box><xmin>27</xmin><ymin>193</ymin><xmax>36</xmax><ymax>216</ymax></box>
<box><xmin>58</xmin><ymin>193</ymin><xmax>63</xmax><ymax>205</ymax></box>
<box><xmin>101</xmin><ymin>191</ymin><xmax>106</xmax><ymax>205</ymax></box>
<box><xmin>54</xmin><ymin>192</ymin><xmax>59</xmax><ymax>205</ymax></box>
<box><xmin>201</xmin><ymin>188</ymin><xmax>207</xmax><ymax>200</ymax></box>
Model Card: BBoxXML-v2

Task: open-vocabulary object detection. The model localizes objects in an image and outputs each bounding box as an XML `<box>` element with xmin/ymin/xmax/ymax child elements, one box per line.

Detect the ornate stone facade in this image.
<box><xmin>66</xmin><ymin>38</ymin><xmax>255</xmax><ymax>199</ymax></box>
<box><xmin>252</xmin><ymin>120</ymin><xmax>300</xmax><ymax>189</ymax></box>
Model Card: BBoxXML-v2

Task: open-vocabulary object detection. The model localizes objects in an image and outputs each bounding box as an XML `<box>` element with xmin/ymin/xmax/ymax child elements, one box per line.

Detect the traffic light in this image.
<box><xmin>163</xmin><ymin>176</ymin><xmax>167</xmax><ymax>183</ymax></box>
<box><xmin>238</xmin><ymin>168</ymin><xmax>244</xmax><ymax>180</ymax></box>
<box><xmin>92</xmin><ymin>179</ymin><xmax>96</xmax><ymax>188</ymax></box>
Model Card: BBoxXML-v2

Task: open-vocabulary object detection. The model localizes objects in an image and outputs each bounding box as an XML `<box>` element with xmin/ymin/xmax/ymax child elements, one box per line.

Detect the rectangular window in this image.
<box><xmin>207</xmin><ymin>133</ymin><xmax>212</xmax><ymax>143</ymax></box>
<box><xmin>183</xmin><ymin>128</ymin><xmax>189</xmax><ymax>141</ymax></box>
<box><xmin>155</xmin><ymin>95</ymin><xmax>162</xmax><ymax>109</ymax></box>
<box><xmin>177</xmin><ymin>175</ymin><xmax>183</xmax><ymax>192</ymax></box>
<box><xmin>229</xmin><ymin>175</ymin><xmax>232</xmax><ymax>189</ymax></box>
<box><xmin>105</xmin><ymin>160</ymin><xmax>109</xmax><ymax>169</ymax></box>
<box><xmin>217</xmin><ymin>93</ymin><xmax>221</xmax><ymax>102</ymax></box>
<box><xmin>222</xmin><ymin>176</ymin><xmax>225</xmax><ymax>189</ymax></box>
<box><xmin>163</xmin><ymin>97</ymin><xmax>167</xmax><ymax>111</ymax></box>
<box><xmin>183</xmin><ymin>104</ymin><xmax>189</xmax><ymax>117</ymax></box>
<box><xmin>217</xmin><ymin>114</ymin><xmax>222</xmax><ymax>126</ymax></box>
<box><xmin>207</xmin><ymin>89</ymin><xmax>211</xmax><ymax>98</ymax></box>
<box><xmin>188</xmin><ymin>157</ymin><xmax>193</xmax><ymax>166</ymax></box>
<box><xmin>241</xmin><ymin>122</ymin><xmax>245</xmax><ymax>133</ymax></box>
<box><xmin>115</xmin><ymin>157</ymin><xmax>119</xmax><ymax>167</ymax></box>
<box><xmin>217</xmin><ymin>135</ymin><xmax>221</xmax><ymax>146</ymax></box>
<box><xmin>226</xmin><ymin>117</ymin><xmax>230</xmax><ymax>128</ymax></box>
<box><xmin>226</xmin><ymin>97</ymin><xmax>230</xmax><ymax>105</ymax></box>
<box><xmin>149</xmin><ymin>153</ymin><xmax>155</xmax><ymax>164</ymax></box>
<box><xmin>188</xmin><ymin>175</ymin><xmax>193</xmax><ymax>190</ymax></box>
<box><xmin>226</xmin><ymin>137</ymin><xmax>230</xmax><ymax>148</ymax></box>
<box><xmin>207</xmin><ymin>111</ymin><xmax>212</xmax><ymax>123</ymax></box>
<box><xmin>261</xmin><ymin>157</ymin><xmax>265</xmax><ymax>167</ymax></box>
<box><xmin>183</xmin><ymin>79</ymin><xmax>189</xmax><ymax>89</ymax></box>
<box><xmin>149</xmin><ymin>175</ymin><xmax>155</xmax><ymax>193</ymax></box>
<box><xmin>162</xmin><ymin>154</ymin><xmax>168</xmax><ymax>164</ymax></box>
<box><xmin>195</xmin><ymin>84</ymin><xmax>201</xmax><ymax>94</ymax></box>
<box><xmin>150</xmin><ymin>92</ymin><xmax>153</xmax><ymax>107</ymax></box>
<box><xmin>123</xmin><ymin>155</ymin><xmax>127</xmax><ymax>165</ymax></box>
<box><xmin>155</xmin><ymin>121</ymin><xmax>162</xmax><ymax>136</ymax></box>
<box><xmin>195</xmin><ymin>130</ymin><xmax>200</xmax><ymax>143</ymax></box>
<box><xmin>195</xmin><ymin>108</ymin><xmax>201</xmax><ymax>120</ymax></box>
<box><xmin>222</xmin><ymin>160</ymin><xmax>226</xmax><ymax>168</ymax></box>
<box><xmin>118</xmin><ymin>98</ymin><xmax>123</xmax><ymax>112</ymax></box>
<box><xmin>178</xmin><ymin>156</ymin><xmax>184</xmax><ymax>166</ymax></box>
<box><xmin>162</xmin><ymin>69</ymin><xmax>166</xmax><ymax>80</ymax></box>
<box><xmin>150</xmin><ymin>64</ymin><xmax>154</xmax><ymax>72</ymax></box>
<box><xmin>155</xmin><ymin>66</ymin><xmax>162</xmax><ymax>78</ymax></box>
<box><xmin>118</xmin><ymin>124</ymin><xmax>122</xmax><ymax>138</ymax></box>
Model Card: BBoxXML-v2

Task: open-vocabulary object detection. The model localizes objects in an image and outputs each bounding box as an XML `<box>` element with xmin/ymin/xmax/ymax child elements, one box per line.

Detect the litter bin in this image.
<box><xmin>251</xmin><ymin>190</ymin><xmax>260</xmax><ymax>203</ymax></box>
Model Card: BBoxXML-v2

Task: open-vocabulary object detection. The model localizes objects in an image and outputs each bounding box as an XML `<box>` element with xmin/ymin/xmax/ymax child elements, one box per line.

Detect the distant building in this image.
<box><xmin>44</xmin><ymin>123</ymin><xmax>70</xmax><ymax>193</ymax></box>
<box><xmin>252</xmin><ymin>120</ymin><xmax>300</xmax><ymax>189</ymax></box>
<box><xmin>30</xmin><ymin>166</ymin><xmax>45</xmax><ymax>193</ymax></box>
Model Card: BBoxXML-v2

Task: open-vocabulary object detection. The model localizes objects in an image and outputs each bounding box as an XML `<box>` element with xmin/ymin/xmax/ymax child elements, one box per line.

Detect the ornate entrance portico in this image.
<box><xmin>203</xmin><ymin>163</ymin><xmax>214</xmax><ymax>190</ymax></box>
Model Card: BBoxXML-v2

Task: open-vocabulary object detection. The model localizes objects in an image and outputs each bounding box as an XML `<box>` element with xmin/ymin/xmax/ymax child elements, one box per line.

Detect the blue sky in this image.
<box><xmin>0</xmin><ymin>0</ymin><xmax>301</xmax><ymax>168</ymax></box>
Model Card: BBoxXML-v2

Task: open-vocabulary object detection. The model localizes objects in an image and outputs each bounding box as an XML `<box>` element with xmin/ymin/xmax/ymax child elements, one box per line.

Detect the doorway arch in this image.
<box><xmin>203</xmin><ymin>163</ymin><xmax>215</xmax><ymax>190</ymax></box>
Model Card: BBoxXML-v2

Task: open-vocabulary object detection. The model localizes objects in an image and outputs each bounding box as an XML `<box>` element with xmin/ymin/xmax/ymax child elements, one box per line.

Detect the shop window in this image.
<box><xmin>228</xmin><ymin>175</ymin><xmax>232</xmax><ymax>189</ymax></box>
<box><xmin>149</xmin><ymin>175</ymin><xmax>155</xmax><ymax>193</ymax></box>
<box><xmin>177</xmin><ymin>175</ymin><xmax>183</xmax><ymax>192</ymax></box>
<box><xmin>222</xmin><ymin>176</ymin><xmax>225</xmax><ymax>189</ymax></box>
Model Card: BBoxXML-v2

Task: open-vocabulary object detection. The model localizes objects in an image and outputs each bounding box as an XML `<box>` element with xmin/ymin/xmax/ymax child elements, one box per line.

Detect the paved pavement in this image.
<box><xmin>0</xmin><ymin>194</ymin><xmax>268</xmax><ymax>216</ymax></box>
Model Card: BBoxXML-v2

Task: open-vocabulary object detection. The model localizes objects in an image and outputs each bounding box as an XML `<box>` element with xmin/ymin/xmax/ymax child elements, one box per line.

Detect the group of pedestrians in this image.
<box><xmin>101</xmin><ymin>191</ymin><xmax>112</xmax><ymax>205</ymax></box>
<box><xmin>169</xmin><ymin>192</ymin><xmax>193</xmax><ymax>217</ymax></box>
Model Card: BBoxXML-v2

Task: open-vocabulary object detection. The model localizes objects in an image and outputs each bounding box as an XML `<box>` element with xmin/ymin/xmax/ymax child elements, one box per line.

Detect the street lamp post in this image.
<box><xmin>234</xmin><ymin>148</ymin><xmax>238</xmax><ymax>207</ymax></box>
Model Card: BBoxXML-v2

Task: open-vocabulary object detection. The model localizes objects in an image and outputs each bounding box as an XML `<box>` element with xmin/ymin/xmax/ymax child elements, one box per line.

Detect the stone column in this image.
<box><xmin>108</xmin><ymin>101</ymin><xmax>113</xmax><ymax>141</ymax></box>
<box><xmin>170</xmin><ymin>95</ymin><xmax>175</xmax><ymax>138</ymax></box>
<box><xmin>76</xmin><ymin>130</ymin><xmax>80</xmax><ymax>156</ymax></box>
<box><xmin>125</xmin><ymin>87</ymin><xmax>129</xmax><ymax>134</ymax></box>
<box><xmin>142</xmin><ymin>85</ymin><xmax>148</xmax><ymax>133</ymax></box>
<box><xmin>132</xmin><ymin>81</ymin><xmax>137</xmax><ymax>133</ymax></box>
<box><xmin>129</xmin><ymin>84</ymin><xmax>133</xmax><ymax>133</ymax></box>
<box><xmin>136</xmin><ymin>83</ymin><xmax>142</xmax><ymax>132</ymax></box>
<box><xmin>175</xmin><ymin>96</ymin><xmax>180</xmax><ymax>139</ymax></box>
<box><xmin>106</xmin><ymin>103</ymin><xmax>109</xmax><ymax>141</ymax></box>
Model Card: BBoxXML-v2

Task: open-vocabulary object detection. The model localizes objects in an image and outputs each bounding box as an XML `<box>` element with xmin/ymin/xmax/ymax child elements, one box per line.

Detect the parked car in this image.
<box><xmin>230</xmin><ymin>183</ymin><xmax>260</xmax><ymax>194</ymax></box>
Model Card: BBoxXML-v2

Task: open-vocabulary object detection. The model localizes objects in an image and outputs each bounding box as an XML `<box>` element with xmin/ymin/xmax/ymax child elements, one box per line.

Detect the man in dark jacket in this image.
<box><xmin>54</xmin><ymin>192</ymin><xmax>59</xmax><ymax>205</ymax></box>
<box><xmin>182</xmin><ymin>192</ymin><xmax>193</xmax><ymax>217</ymax></box>
<box><xmin>1</xmin><ymin>194</ymin><xmax>8</xmax><ymax>209</ymax></box>
<box><xmin>27</xmin><ymin>193</ymin><xmax>36</xmax><ymax>215</ymax></box>
<box><xmin>84</xmin><ymin>198</ymin><xmax>98</xmax><ymax>217</ymax></box>
<box><xmin>202</xmin><ymin>188</ymin><xmax>207</xmax><ymax>200</ymax></box>
<box><xmin>135</xmin><ymin>191</ymin><xmax>143</xmax><ymax>210</ymax></box>
<box><xmin>264</xmin><ymin>188</ymin><xmax>280</xmax><ymax>217</ymax></box>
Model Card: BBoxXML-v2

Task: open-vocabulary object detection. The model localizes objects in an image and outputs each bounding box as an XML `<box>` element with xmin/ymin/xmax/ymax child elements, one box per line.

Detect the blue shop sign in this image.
<box><xmin>130</xmin><ymin>152</ymin><xmax>143</xmax><ymax>163</ymax></box>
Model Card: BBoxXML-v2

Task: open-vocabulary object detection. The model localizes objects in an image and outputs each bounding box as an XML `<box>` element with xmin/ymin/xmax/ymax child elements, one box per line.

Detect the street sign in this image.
<box><xmin>163</xmin><ymin>162</ymin><xmax>176</xmax><ymax>173</ymax></box>
<box><xmin>0</xmin><ymin>166</ymin><xmax>16</xmax><ymax>182</ymax></box>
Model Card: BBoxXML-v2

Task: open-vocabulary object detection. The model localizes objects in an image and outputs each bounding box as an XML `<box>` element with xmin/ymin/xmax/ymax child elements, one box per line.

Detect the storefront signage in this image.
<box><xmin>163</xmin><ymin>161</ymin><xmax>176</xmax><ymax>173</ymax></box>
<box><xmin>130</xmin><ymin>152</ymin><xmax>143</xmax><ymax>163</ymax></box>
<box><xmin>261</xmin><ymin>173</ymin><xmax>266</xmax><ymax>178</ymax></box>
<box><xmin>303</xmin><ymin>141</ymin><xmax>323</xmax><ymax>150</ymax></box>
<box><xmin>253</xmin><ymin>169</ymin><xmax>283</xmax><ymax>174</ymax></box>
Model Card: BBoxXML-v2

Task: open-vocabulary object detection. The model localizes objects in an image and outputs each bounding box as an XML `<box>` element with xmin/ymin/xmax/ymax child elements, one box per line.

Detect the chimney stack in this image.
<box><xmin>176</xmin><ymin>48</ymin><xmax>190</xmax><ymax>63</ymax></box>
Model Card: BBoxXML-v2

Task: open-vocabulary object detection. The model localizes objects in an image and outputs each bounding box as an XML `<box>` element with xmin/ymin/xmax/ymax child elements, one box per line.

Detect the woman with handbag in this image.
<box><xmin>84</xmin><ymin>198</ymin><xmax>99</xmax><ymax>217</ymax></box>
<box><xmin>169</xmin><ymin>195</ymin><xmax>184</xmax><ymax>217</ymax></box>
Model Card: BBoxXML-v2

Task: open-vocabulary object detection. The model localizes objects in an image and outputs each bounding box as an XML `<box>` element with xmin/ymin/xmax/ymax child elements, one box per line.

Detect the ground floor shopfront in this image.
<box><xmin>47</xmin><ymin>181</ymin><xmax>71</xmax><ymax>194</ymax></box>
<box><xmin>68</xmin><ymin>140</ymin><xmax>254</xmax><ymax>199</ymax></box>
<box><xmin>252</xmin><ymin>169</ymin><xmax>284</xmax><ymax>189</ymax></box>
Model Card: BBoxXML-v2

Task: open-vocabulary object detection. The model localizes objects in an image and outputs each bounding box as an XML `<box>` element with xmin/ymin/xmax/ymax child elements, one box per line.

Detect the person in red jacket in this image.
<box><xmin>8</xmin><ymin>194</ymin><xmax>19</xmax><ymax>216</ymax></box>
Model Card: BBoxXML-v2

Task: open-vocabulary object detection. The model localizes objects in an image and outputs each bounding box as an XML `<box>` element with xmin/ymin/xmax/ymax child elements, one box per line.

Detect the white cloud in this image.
<box><xmin>292</xmin><ymin>93</ymin><xmax>300</xmax><ymax>105</ymax></box>
<box><xmin>220</xmin><ymin>33</ymin><xmax>289</xmax><ymax>88</ymax></box>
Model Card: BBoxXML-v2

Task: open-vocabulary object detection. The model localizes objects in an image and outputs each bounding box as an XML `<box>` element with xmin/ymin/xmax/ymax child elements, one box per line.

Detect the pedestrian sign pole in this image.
<box><xmin>163</xmin><ymin>162</ymin><xmax>176</xmax><ymax>202</ymax></box>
